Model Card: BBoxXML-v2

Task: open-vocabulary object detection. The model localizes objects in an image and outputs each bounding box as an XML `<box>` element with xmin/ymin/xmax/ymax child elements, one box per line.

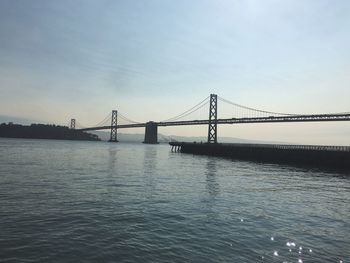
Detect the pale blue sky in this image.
<box><xmin>0</xmin><ymin>0</ymin><xmax>349</xmax><ymax>144</ymax></box>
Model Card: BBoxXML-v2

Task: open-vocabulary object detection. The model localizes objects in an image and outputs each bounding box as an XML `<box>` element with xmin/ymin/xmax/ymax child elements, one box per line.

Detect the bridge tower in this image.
<box><xmin>109</xmin><ymin>110</ymin><xmax>118</xmax><ymax>142</ymax></box>
<box><xmin>70</xmin><ymin>119</ymin><xmax>76</xmax><ymax>129</ymax></box>
<box><xmin>143</xmin><ymin>121</ymin><xmax>158</xmax><ymax>144</ymax></box>
<box><xmin>207</xmin><ymin>94</ymin><xmax>218</xmax><ymax>143</ymax></box>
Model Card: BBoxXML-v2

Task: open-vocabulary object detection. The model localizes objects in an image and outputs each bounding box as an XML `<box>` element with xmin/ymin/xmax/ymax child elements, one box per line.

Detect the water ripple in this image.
<box><xmin>0</xmin><ymin>139</ymin><xmax>349</xmax><ymax>262</ymax></box>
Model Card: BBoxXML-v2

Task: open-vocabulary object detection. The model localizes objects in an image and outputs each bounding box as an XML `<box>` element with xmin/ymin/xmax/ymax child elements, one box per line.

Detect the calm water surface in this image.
<box><xmin>0</xmin><ymin>138</ymin><xmax>349</xmax><ymax>262</ymax></box>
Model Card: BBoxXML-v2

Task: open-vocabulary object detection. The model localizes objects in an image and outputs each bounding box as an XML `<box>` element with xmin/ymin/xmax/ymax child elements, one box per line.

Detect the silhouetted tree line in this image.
<box><xmin>0</xmin><ymin>123</ymin><xmax>100</xmax><ymax>141</ymax></box>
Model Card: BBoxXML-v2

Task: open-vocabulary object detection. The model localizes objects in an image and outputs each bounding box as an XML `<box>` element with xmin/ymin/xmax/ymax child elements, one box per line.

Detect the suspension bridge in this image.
<box><xmin>69</xmin><ymin>94</ymin><xmax>350</xmax><ymax>144</ymax></box>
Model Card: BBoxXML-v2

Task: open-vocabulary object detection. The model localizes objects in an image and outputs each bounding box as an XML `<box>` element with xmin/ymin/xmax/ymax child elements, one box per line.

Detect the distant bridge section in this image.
<box><xmin>79</xmin><ymin>113</ymin><xmax>350</xmax><ymax>131</ymax></box>
<box><xmin>73</xmin><ymin>94</ymin><xmax>350</xmax><ymax>144</ymax></box>
<box><xmin>77</xmin><ymin>113</ymin><xmax>350</xmax><ymax>143</ymax></box>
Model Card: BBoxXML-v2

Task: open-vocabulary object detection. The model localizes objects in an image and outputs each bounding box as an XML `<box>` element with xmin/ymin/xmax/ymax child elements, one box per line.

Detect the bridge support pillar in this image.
<box><xmin>109</xmin><ymin>110</ymin><xmax>118</xmax><ymax>142</ymax></box>
<box><xmin>143</xmin><ymin>121</ymin><xmax>158</xmax><ymax>144</ymax></box>
<box><xmin>207</xmin><ymin>94</ymin><xmax>218</xmax><ymax>143</ymax></box>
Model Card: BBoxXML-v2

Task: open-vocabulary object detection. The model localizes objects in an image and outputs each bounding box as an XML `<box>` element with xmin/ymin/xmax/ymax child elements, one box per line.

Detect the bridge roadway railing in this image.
<box><xmin>78</xmin><ymin>123</ymin><xmax>146</xmax><ymax>131</ymax></box>
<box><xmin>77</xmin><ymin>113</ymin><xmax>350</xmax><ymax>131</ymax></box>
<box><xmin>158</xmin><ymin>113</ymin><xmax>350</xmax><ymax>126</ymax></box>
<box><xmin>217</xmin><ymin>113</ymin><xmax>350</xmax><ymax>124</ymax></box>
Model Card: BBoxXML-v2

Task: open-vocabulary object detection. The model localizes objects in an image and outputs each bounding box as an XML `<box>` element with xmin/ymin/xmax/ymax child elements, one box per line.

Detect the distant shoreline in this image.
<box><xmin>0</xmin><ymin>123</ymin><xmax>100</xmax><ymax>141</ymax></box>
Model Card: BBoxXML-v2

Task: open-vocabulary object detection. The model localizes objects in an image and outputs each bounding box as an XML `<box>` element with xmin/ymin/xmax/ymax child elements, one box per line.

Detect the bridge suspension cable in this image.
<box><xmin>71</xmin><ymin>112</ymin><xmax>112</xmax><ymax>129</ymax></box>
<box><xmin>118</xmin><ymin>112</ymin><xmax>141</xmax><ymax>124</ymax></box>
<box><xmin>162</xmin><ymin>96</ymin><xmax>210</xmax><ymax>122</ymax></box>
<box><xmin>71</xmin><ymin>110</ymin><xmax>142</xmax><ymax>129</ymax></box>
<box><xmin>217</xmin><ymin>96</ymin><xmax>297</xmax><ymax>117</ymax></box>
<box><xmin>75</xmin><ymin>120</ymin><xmax>87</xmax><ymax>129</ymax></box>
<box><xmin>92</xmin><ymin>112</ymin><xmax>113</xmax><ymax>127</ymax></box>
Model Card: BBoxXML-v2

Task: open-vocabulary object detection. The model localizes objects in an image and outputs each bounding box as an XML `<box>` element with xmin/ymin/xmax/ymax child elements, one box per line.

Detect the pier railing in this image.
<box><xmin>170</xmin><ymin>142</ymin><xmax>350</xmax><ymax>152</ymax></box>
<box><xmin>219</xmin><ymin>143</ymin><xmax>350</xmax><ymax>152</ymax></box>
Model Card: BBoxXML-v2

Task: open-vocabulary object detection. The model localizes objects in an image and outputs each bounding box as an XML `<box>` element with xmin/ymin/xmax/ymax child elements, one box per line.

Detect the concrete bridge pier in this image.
<box><xmin>143</xmin><ymin>121</ymin><xmax>158</xmax><ymax>144</ymax></box>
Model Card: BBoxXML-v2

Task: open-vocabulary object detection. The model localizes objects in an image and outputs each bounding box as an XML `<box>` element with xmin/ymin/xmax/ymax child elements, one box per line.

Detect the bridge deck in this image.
<box><xmin>78</xmin><ymin>113</ymin><xmax>350</xmax><ymax>132</ymax></box>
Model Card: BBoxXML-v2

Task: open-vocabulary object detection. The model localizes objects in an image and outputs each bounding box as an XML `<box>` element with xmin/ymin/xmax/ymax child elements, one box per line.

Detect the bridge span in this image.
<box><xmin>73</xmin><ymin>94</ymin><xmax>350</xmax><ymax>144</ymax></box>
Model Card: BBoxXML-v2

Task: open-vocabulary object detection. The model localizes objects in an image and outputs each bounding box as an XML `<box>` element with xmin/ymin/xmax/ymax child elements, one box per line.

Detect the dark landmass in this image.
<box><xmin>0</xmin><ymin>123</ymin><xmax>100</xmax><ymax>141</ymax></box>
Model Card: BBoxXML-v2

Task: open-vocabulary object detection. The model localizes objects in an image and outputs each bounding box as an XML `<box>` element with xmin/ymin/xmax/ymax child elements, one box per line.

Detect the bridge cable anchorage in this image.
<box><xmin>109</xmin><ymin>110</ymin><xmax>118</xmax><ymax>142</ymax></box>
<box><xmin>217</xmin><ymin>96</ymin><xmax>298</xmax><ymax>117</ymax></box>
<box><xmin>161</xmin><ymin>96</ymin><xmax>210</xmax><ymax>122</ymax></box>
<box><xmin>207</xmin><ymin>94</ymin><xmax>218</xmax><ymax>144</ymax></box>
